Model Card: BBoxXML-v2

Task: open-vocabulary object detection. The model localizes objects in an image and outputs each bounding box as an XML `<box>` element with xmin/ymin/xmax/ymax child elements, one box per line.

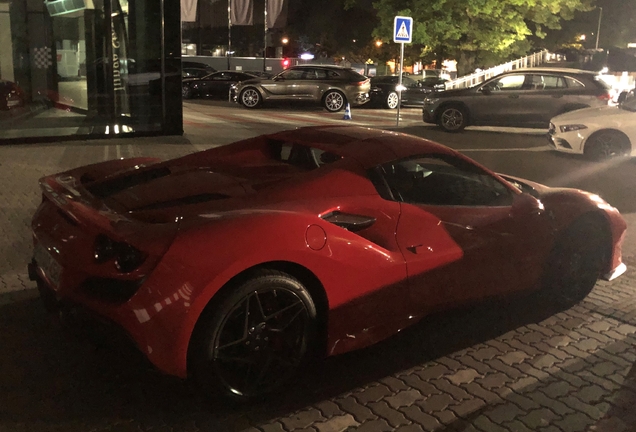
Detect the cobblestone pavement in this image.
<box><xmin>1</xmin><ymin>123</ymin><xmax>635</xmax><ymax>432</ymax></box>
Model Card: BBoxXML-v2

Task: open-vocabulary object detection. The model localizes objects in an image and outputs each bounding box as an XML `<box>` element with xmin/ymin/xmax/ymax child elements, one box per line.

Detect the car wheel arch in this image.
<box><xmin>185</xmin><ymin>260</ymin><xmax>330</xmax><ymax>375</ymax></box>
<box><xmin>542</xmin><ymin>211</ymin><xmax>614</xmax><ymax>300</ymax></box>
<box><xmin>583</xmin><ymin>129</ymin><xmax>632</xmax><ymax>156</ymax></box>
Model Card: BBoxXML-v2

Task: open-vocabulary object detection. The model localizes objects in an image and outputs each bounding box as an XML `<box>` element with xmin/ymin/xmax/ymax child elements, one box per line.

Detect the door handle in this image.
<box><xmin>552</xmin><ymin>94</ymin><xmax>563</xmax><ymax>98</ymax></box>
<box><xmin>406</xmin><ymin>244</ymin><xmax>429</xmax><ymax>254</ymax></box>
<box><xmin>508</xmin><ymin>95</ymin><xmax>519</xmax><ymax>99</ymax></box>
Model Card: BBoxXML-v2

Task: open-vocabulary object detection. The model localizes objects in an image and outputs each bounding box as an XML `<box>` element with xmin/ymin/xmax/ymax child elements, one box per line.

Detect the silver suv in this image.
<box><xmin>232</xmin><ymin>65</ymin><xmax>370</xmax><ymax>112</ymax></box>
<box><xmin>422</xmin><ymin>68</ymin><xmax>612</xmax><ymax>132</ymax></box>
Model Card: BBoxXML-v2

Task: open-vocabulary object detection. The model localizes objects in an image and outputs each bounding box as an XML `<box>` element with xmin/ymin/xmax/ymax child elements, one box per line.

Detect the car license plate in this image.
<box><xmin>7</xmin><ymin>100</ymin><xmax>19</xmax><ymax>107</ymax></box>
<box><xmin>34</xmin><ymin>243</ymin><xmax>62</xmax><ymax>288</ymax></box>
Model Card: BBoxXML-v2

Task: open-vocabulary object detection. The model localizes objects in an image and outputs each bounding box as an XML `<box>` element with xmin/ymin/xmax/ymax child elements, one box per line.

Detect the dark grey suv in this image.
<box><xmin>232</xmin><ymin>65</ymin><xmax>370</xmax><ymax>112</ymax></box>
<box><xmin>422</xmin><ymin>68</ymin><xmax>612</xmax><ymax>132</ymax></box>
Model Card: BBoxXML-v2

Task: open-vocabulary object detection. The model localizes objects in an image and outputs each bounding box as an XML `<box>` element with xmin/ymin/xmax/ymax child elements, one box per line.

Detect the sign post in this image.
<box><xmin>393</xmin><ymin>16</ymin><xmax>412</xmax><ymax>126</ymax></box>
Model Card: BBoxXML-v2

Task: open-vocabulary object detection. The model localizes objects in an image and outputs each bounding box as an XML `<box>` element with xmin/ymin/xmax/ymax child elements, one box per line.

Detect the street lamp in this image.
<box><xmin>375</xmin><ymin>40</ymin><xmax>383</xmax><ymax>47</ymax></box>
<box><xmin>281</xmin><ymin>37</ymin><xmax>289</xmax><ymax>45</ymax></box>
<box><xmin>595</xmin><ymin>7</ymin><xmax>603</xmax><ymax>50</ymax></box>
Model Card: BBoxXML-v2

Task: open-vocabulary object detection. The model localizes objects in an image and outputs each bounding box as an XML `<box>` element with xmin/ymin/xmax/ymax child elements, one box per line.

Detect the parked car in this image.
<box><xmin>370</xmin><ymin>75</ymin><xmax>446</xmax><ymax>109</ymax></box>
<box><xmin>182</xmin><ymin>61</ymin><xmax>215</xmax><ymax>79</ymax></box>
<box><xmin>423</xmin><ymin>68</ymin><xmax>613</xmax><ymax>132</ymax></box>
<box><xmin>30</xmin><ymin>126</ymin><xmax>626</xmax><ymax>401</ymax></box>
<box><xmin>0</xmin><ymin>79</ymin><xmax>25</xmax><ymax>110</ymax></box>
<box><xmin>182</xmin><ymin>70</ymin><xmax>258</xmax><ymax>100</ymax></box>
<box><xmin>549</xmin><ymin>89</ymin><xmax>636</xmax><ymax>160</ymax></box>
<box><xmin>182</xmin><ymin>68</ymin><xmax>212</xmax><ymax>79</ymax></box>
<box><xmin>232</xmin><ymin>65</ymin><xmax>370</xmax><ymax>112</ymax></box>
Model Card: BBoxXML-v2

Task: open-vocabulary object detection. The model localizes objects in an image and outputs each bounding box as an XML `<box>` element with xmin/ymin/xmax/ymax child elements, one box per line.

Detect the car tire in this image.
<box><xmin>240</xmin><ymin>87</ymin><xmax>262</xmax><ymax>109</ymax></box>
<box><xmin>323</xmin><ymin>90</ymin><xmax>346</xmax><ymax>112</ymax></box>
<box><xmin>385</xmin><ymin>91</ymin><xmax>399</xmax><ymax>109</ymax></box>
<box><xmin>542</xmin><ymin>214</ymin><xmax>609</xmax><ymax>305</ymax></box>
<box><xmin>584</xmin><ymin>130</ymin><xmax>631</xmax><ymax>161</ymax></box>
<box><xmin>438</xmin><ymin>104</ymin><xmax>467</xmax><ymax>132</ymax></box>
<box><xmin>191</xmin><ymin>269</ymin><xmax>317</xmax><ymax>402</ymax></box>
<box><xmin>182</xmin><ymin>85</ymin><xmax>192</xmax><ymax>100</ymax></box>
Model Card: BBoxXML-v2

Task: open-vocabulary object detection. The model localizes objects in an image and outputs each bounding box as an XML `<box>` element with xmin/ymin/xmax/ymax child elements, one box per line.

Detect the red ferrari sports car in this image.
<box><xmin>29</xmin><ymin>126</ymin><xmax>626</xmax><ymax>400</ymax></box>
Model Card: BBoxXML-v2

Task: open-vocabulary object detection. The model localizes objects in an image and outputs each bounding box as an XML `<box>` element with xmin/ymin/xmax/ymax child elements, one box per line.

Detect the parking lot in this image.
<box><xmin>1</xmin><ymin>100</ymin><xmax>635</xmax><ymax>432</ymax></box>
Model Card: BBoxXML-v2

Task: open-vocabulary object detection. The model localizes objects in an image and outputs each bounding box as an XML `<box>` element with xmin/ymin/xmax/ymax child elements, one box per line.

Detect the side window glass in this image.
<box><xmin>403</xmin><ymin>77</ymin><xmax>417</xmax><ymax>87</ymax></box>
<box><xmin>542</xmin><ymin>75</ymin><xmax>566</xmax><ymax>89</ymax></box>
<box><xmin>565</xmin><ymin>77</ymin><xmax>585</xmax><ymax>88</ymax></box>
<box><xmin>501</xmin><ymin>74</ymin><xmax>526</xmax><ymax>90</ymax></box>
<box><xmin>379</xmin><ymin>155</ymin><xmax>513</xmax><ymax>206</ymax></box>
<box><xmin>492</xmin><ymin>74</ymin><xmax>525</xmax><ymax>91</ymax></box>
<box><xmin>302</xmin><ymin>69</ymin><xmax>318</xmax><ymax>80</ymax></box>
<box><xmin>280</xmin><ymin>69</ymin><xmax>304</xmax><ymax>80</ymax></box>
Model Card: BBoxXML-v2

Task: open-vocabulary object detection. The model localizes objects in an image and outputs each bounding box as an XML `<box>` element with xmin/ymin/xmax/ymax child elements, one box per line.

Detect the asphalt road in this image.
<box><xmin>1</xmin><ymin>100</ymin><xmax>635</xmax><ymax>432</ymax></box>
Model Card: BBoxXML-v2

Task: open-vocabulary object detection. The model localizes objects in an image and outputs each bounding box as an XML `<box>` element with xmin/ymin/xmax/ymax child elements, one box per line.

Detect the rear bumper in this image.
<box><xmin>351</xmin><ymin>92</ymin><xmax>370</xmax><ymax>106</ymax></box>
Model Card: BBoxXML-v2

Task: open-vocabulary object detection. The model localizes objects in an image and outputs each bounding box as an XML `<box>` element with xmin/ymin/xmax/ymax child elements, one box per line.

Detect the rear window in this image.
<box><xmin>593</xmin><ymin>76</ymin><xmax>612</xmax><ymax>90</ymax></box>
<box><xmin>565</xmin><ymin>77</ymin><xmax>585</xmax><ymax>88</ymax></box>
<box><xmin>269</xmin><ymin>140</ymin><xmax>342</xmax><ymax>170</ymax></box>
<box><xmin>348</xmin><ymin>69</ymin><xmax>368</xmax><ymax>82</ymax></box>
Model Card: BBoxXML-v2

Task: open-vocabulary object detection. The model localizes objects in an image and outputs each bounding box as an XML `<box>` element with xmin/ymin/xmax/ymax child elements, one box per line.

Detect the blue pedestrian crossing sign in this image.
<box><xmin>393</xmin><ymin>16</ymin><xmax>413</xmax><ymax>43</ymax></box>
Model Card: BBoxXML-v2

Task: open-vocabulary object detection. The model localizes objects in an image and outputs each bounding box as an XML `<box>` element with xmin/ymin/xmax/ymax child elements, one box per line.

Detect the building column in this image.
<box><xmin>0</xmin><ymin>3</ymin><xmax>15</xmax><ymax>82</ymax></box>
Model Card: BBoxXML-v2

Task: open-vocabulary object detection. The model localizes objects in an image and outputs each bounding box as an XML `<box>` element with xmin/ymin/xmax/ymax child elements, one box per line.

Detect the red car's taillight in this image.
<box><xmin>94</xmin><ymin>234</ymin><xmax>147</xmax><ymax>273</ymax></box>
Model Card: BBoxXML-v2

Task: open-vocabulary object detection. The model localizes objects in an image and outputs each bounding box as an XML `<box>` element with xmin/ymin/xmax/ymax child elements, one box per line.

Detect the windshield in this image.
<box><xmin>620</xmin><ymin>91</ymin><xmax>636</xmax><ymax>112</ymax></box>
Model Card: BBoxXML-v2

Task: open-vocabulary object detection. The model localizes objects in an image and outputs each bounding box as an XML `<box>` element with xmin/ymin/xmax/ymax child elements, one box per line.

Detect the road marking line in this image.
<box><xmin>460</xmin><ymin>145</ymin><xmax>552</xmax><ymax>152</ymax></box>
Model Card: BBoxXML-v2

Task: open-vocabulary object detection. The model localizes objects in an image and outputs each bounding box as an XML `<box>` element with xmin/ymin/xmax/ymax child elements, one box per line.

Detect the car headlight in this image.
<box><xmin>424</xmin><ymin>97</ymin><xmax>439</xmax><ymax>105</ymax></box>
<box><xmin>395</xmin><ymin>84</ymin><xmax>407</xmax><ymax>92</ymax></box>
<box><xmin>559</xmin><ymin>124</ymin><xmax>588</xmax><ymax>133</ymax></box>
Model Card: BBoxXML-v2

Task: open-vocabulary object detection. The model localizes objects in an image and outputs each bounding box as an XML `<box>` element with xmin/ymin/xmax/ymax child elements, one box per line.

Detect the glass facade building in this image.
<box><xmin>0</xmin><ymin>0</ymin><xmax>182</xmax><ymax>142</ymax></box>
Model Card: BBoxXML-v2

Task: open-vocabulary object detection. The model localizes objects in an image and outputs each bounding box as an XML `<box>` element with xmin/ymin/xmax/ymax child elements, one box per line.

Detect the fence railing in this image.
<box><xmin>445</xmin><ymin>50</ymin><xmax>555</xmax><ymax>89</ymax></box>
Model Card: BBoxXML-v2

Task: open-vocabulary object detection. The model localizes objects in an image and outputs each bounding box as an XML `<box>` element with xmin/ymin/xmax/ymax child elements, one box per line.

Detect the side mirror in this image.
<box><xmin>617</xmin><ymin>91</ymin><xmax>628</xmax><ymax>104</ymax></box>
<box><xmin>481</xmin><ymin>86</ymin><xmax>492</xmax><ymax>95</ymax></box>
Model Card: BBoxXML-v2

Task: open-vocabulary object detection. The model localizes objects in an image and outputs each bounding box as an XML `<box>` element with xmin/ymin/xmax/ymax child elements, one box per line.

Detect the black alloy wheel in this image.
<box><xmin>584</xmin><ymin>130</ymin><xmax>631</xmax><ymax>161</ymax></box>
<box><xmin>191</xmin><ymin>270</ymin><xmax>317</xmax><ymax>402</ymax></box>
<box><xmin>542</xmin><ymin>215</ymin><xmax>608</xmax><ymax>305</ymax></box>
<box><xmin>439</xmin><ymin>104</ymin><xmax>467</xmax><ymax>132</ymax></box>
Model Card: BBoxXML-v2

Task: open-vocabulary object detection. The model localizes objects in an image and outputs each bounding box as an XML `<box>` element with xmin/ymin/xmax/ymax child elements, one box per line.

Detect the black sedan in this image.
<box><xmin>370</xmin><ymin>75</ymin><xmax>447</xmax><ymax>109</ymax></box>
<box><xmin>182</xmin><ymin>71</ymin><xmax>257</xmax><ymax>100</ymax></box>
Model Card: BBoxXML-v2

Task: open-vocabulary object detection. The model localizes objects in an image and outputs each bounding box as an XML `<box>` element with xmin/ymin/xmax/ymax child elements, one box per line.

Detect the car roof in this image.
<box><xmin>291</xmin><ymin>64</ymin><xmax>352</xmax><ymax>70</ymax></box>
<box><xmin>502</xmin><ymin>67</ymin><xmax>599</xmax><ymax>76</ymax></box>
<box><xmin>267</xmin><ymin>126</ymin><xmax>455</xmax><ymax>169</ymax></box>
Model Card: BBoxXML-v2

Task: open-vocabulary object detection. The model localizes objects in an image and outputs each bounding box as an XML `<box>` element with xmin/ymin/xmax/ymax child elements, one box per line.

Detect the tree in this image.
<box><xmin>347</xmin><ymin>0</ymin><xmax>594</xmax><ymax>75</ymax></box>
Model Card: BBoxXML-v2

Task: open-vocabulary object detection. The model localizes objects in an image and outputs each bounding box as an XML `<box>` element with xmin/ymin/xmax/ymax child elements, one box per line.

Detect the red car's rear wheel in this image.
<box><xmin>191</xmin><ymin>270</ymin><xmax>317</xmax><ymax>402</ymax></box>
